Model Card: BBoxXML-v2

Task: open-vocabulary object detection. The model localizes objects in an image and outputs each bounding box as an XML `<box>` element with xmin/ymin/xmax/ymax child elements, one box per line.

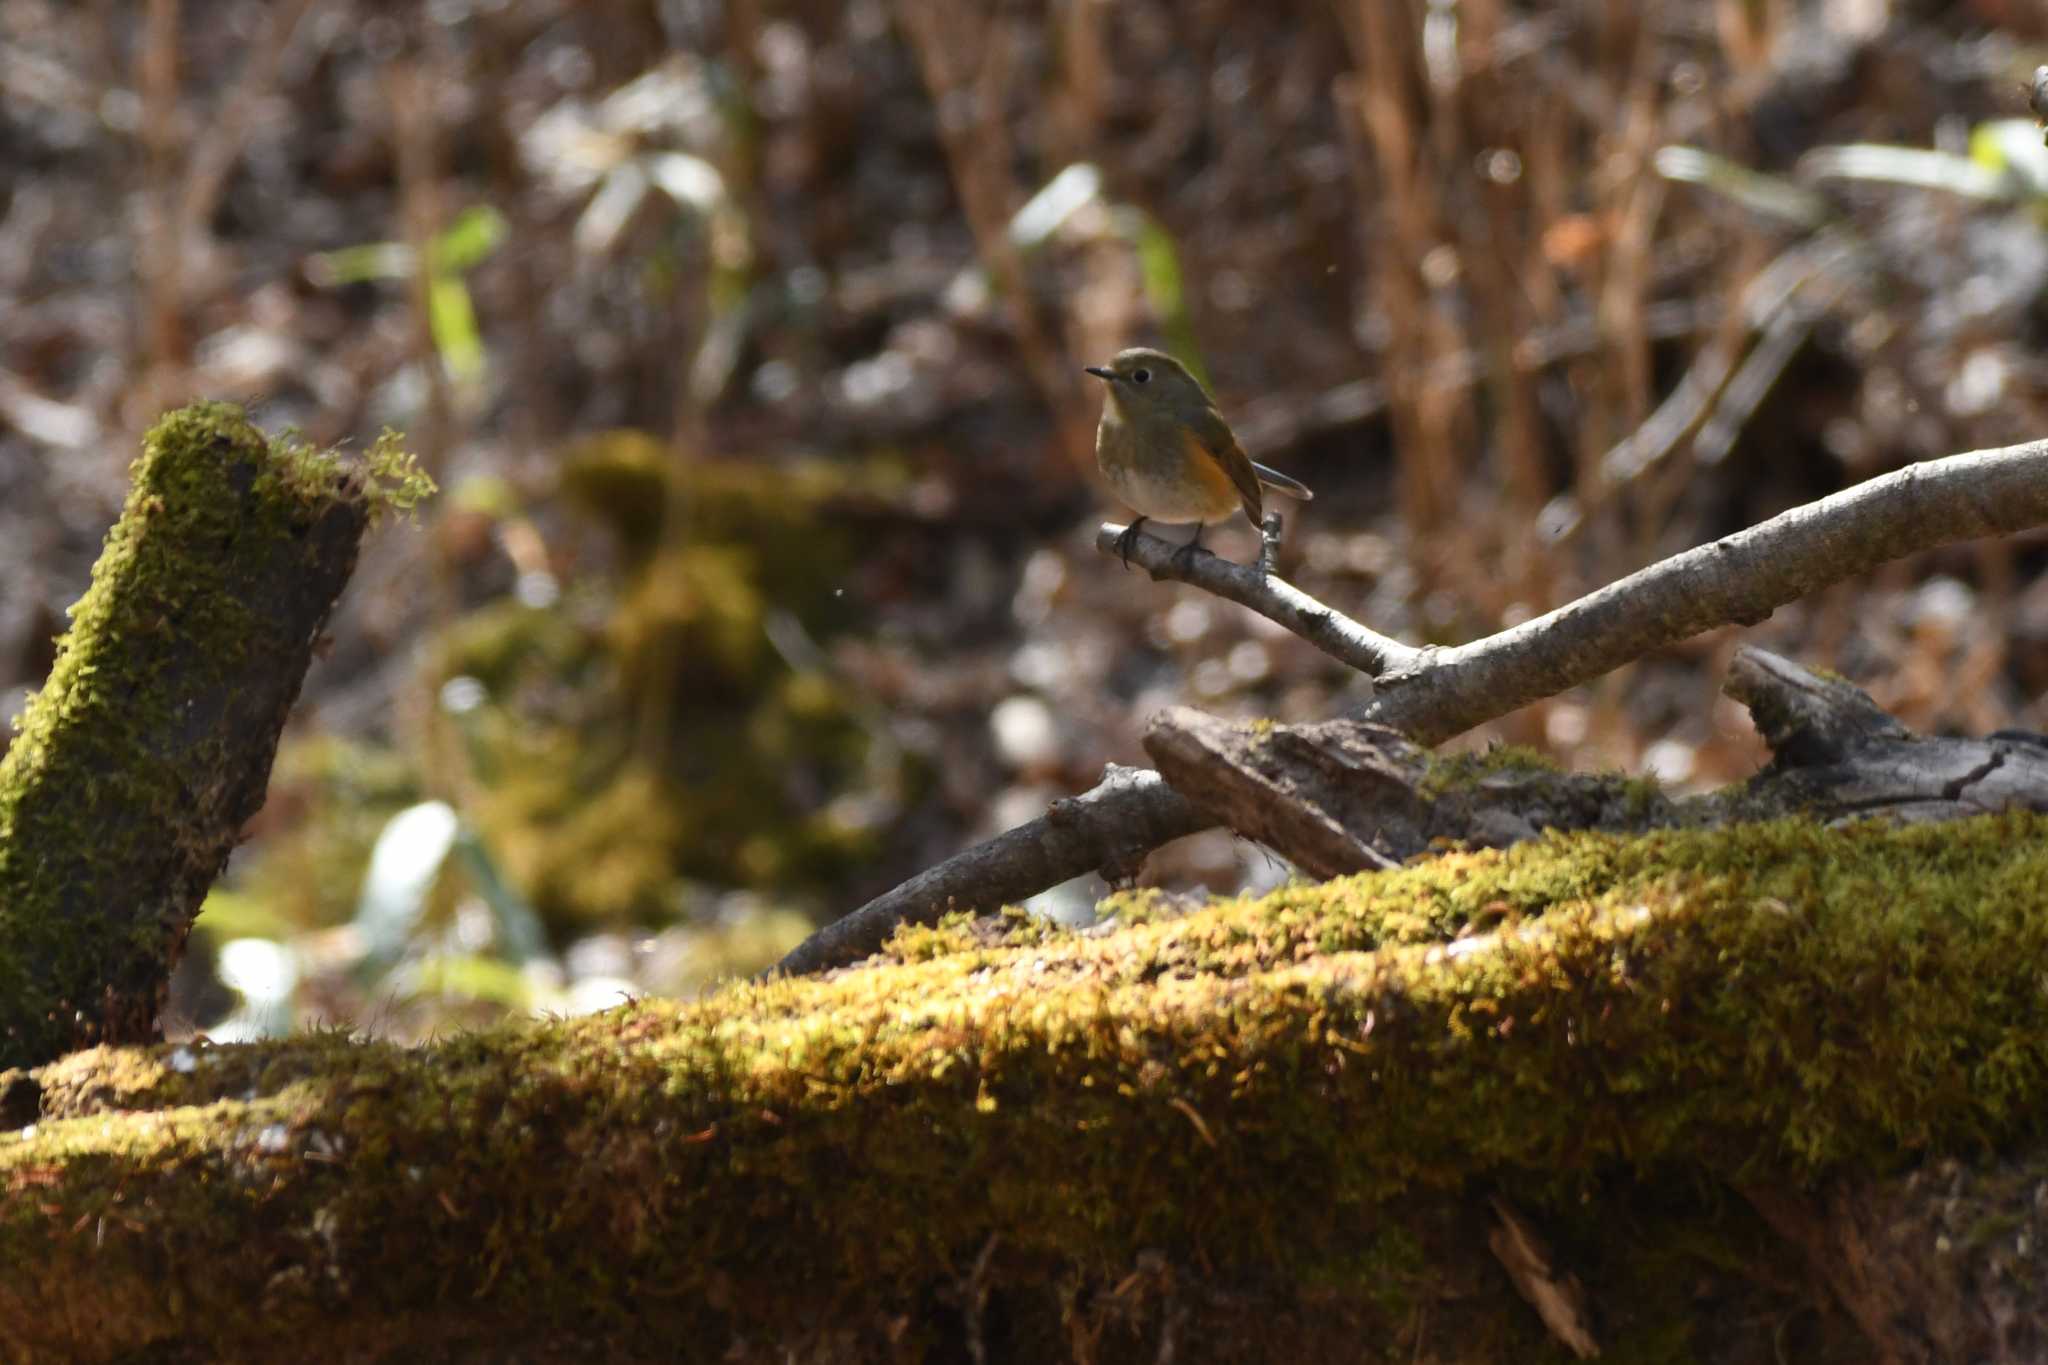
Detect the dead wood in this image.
<box><xmin>1143</xmin><ymin>647</ymin><xmax>2048</xmax><ymax>876</ymax></box>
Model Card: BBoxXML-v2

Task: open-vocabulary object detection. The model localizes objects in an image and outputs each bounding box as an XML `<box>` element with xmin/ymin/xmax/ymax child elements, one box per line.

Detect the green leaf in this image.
<box><xmin>306</xmin><ymin>241</ymin><xmax>413</xmax><ymax>285</ymax></box>
<box><xmin>1799</xmin><ymin>143</ymin><xmax>2014</xmax><ymax>200</ymax></box>
<box><xmin>1969</xmin><ymin>118</ymin><xmax>2048</xmax><ymax>197</ymax></box>
<box><xmin>431</xmin><ymin>204</ymin><xmax>509</xmax><ymax>273</ymax></box>
<box><xmin>1654</xmin><ymin>145</ymin><xmax>1833</xmax><ymax>229</ymax></box>
<box><xmin>427</xmin><ymin>274</ymin><xmax>487</xmax><ymax>384</ymax></box>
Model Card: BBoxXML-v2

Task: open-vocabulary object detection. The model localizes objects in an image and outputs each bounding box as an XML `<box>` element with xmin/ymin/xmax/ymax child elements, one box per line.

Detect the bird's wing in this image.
<box><xmin>1186</xmin><ymin>406</ymin><xmax>1263</xmax><ymax>523</ymax></box>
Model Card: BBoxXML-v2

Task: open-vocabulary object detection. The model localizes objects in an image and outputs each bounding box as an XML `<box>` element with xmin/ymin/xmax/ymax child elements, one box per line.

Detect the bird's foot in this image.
<box><xmin>1115</xmin><ymin>517</ymin><xmax>1148</xmax><ymax>570</ymax></box>
<box><xmin>1257</xmin><ymin>512</ymin><xmax>1283</xmax><ymax>575</ymax></box>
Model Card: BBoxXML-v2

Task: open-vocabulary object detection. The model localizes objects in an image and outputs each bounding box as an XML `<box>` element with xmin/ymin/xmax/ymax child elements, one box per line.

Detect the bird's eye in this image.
<box><xmin>1132</xmin><ymin>367</ymin><xmax>1151</xmax><ymax>384</ymax></box>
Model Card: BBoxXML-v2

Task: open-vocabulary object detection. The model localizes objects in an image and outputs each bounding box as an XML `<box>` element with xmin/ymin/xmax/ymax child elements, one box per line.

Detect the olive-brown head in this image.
<box><xmin>1083</xmin><ymin>348</ymin><xmax>1218</xmax><ymax>430</ymax></box>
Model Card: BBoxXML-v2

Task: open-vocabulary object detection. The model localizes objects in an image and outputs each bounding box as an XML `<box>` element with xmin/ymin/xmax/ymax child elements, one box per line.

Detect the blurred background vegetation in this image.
<box><xmin>2</xmin><ymin>0</ymin><xmax>2046</xmax><ymax>1039</ymax></box>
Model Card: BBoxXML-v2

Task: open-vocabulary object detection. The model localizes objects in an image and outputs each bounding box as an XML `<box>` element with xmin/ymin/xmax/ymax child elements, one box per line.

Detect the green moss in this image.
<box><xmin>556</xmin><ymin>428</ymin><xmax>904</xmax><ymax>577</ymax></box>
<box><xmin>10</xmin><ymin>812</ymin><xmax>2043</xmax><ymax>1358</ymax></box>
<box><xmin>1417</xmin><ymin>742</ymin><xmax>1661</xmax><ymax>809</ymax></box>
<box><xmin>1093</xmin><ymin>886</ymin><xmax>1195</xmax><ymax>927</ymax></box>
<box><xmin>218</xmin><ymin>431</ymin><xmax>911</xmax><ymax>941</ymax></box>
<box><xmin>358</xmin><ymin>429</ymin><xmax>437</xmax><ymax>516</ymax></box>
<box><xmin>886</xmin><ymin>906</ymin><xmax>1069</xmax><ymax>962</ymax></box>
<box><xmin>480</xmin><ymin>761</ymin><xmax>696</xmax><ymax>924</ymax></box>
<box><xmin>413</xmin><ymin>430</ymin><xmax>914</xmax><ymax>929</ymax></box>
<box><xmin>0</xmin><ymin>403</ymin><xmax>382</xmax><ymax>1065</ymax></box>
<box><xmin>1420</xmin><ymin>743</ymin><xmax>1560</xmax><ymax>789</ymax></box>
<box><xmin>262</xmin><ymin>426</ymin><xmax>433</xmax><ymax>521</ymax></box>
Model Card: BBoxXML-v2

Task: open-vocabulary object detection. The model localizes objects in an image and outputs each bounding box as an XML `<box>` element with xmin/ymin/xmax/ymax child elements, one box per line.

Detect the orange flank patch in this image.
<box><xmin>1179</xmin><ymin>429</ymin><xmax>1253</xmax><ymax>520</ymax></box>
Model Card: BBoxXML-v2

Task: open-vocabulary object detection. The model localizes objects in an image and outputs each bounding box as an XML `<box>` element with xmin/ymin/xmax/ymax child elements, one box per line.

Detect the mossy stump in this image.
<box><xmin>0</xmin><ymin>404</ymin><xmax>395</xmax><ymax>1068</ymax></box>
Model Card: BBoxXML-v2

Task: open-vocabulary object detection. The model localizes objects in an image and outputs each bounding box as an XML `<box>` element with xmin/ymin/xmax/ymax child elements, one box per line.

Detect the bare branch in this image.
<box><xmin>1147</xmin><ymin>648</ymin><xmax>2048</xmax><ymax>878</ymax></box>
<box><xmin>1364</xmin><ymin>438</ymin><xmax>2048</xmax><ymax>744</ymax></box>
<box><xmin>1722</xmin><ymin>646</ymin><xmax>1908</xmax><ymax>766</ymax></box>
<box><xmin>1144</xmin><ymin>705</ymin><xmax>1677</xmax><ymax>874</ymax></box>
<box><xmin>770</xmin><ymin>766</ymin><xmax>1206</xmax><ymax>977</ymax></box>
<box><xmin>1092</xmin><ymin>520</ymin><xmax>1417</xmax><ymax>676</ymax></box>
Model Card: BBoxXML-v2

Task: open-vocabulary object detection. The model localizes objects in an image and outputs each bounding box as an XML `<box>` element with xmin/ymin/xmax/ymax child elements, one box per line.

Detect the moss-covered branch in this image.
<box><xmin>6</xmin><ymin>813</ymin><xmax>2048</xmax><ymax>1360</ymax></box>
<box><xmin>0</xmin><ymin>403</ymin><xmax>420</xmax><ymax>1069</ymax></box>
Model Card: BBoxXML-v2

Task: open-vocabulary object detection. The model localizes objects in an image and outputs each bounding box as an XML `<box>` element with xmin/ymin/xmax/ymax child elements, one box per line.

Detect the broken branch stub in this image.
<box><xmin>0</xmin><ymin>403</ymin><xmax>386</xmax><ymax>1068</ymax></box>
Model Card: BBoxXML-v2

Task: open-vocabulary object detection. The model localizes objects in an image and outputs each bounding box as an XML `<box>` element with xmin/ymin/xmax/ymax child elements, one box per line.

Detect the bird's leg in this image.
<box><xmin>1115</xmin><ymin>516</ymin><xmax>1149</xmax><ymax>570</ymax></box>
<box><xmin>1172</xmin><ymin>522</ymin><xmax>1206</xmax><ymax>571</ymax></box>
<box><xmin>1257</xmin><ymin>511</ymin><xmax>1283</xmax><ymax>575</ymax></box>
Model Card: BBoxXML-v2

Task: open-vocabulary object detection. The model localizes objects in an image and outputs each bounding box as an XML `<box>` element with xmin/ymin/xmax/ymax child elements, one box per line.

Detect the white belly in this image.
<box><xmin>1100</xmin><ymin>447</ymin><xmax>1238</xmax><ymax>524</ymax></box>
<box><xmin>1103</xmin><ymin>463</ymin><xmax>1215</xmax><ymax>523</ymax></box>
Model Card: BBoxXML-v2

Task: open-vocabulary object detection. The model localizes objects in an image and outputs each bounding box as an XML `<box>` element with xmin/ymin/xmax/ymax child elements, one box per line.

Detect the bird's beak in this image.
<box><xmin>1083</xmin><ymin>366</ymin><xmax>1115</xmax><ymax>382</ymax></box>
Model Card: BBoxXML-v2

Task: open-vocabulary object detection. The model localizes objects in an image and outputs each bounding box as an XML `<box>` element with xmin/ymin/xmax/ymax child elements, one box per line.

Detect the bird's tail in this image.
<box><xmin>1251</xmin><ymin>461</ymin><xmax>1313</xmax><ymax>501</ymax></box>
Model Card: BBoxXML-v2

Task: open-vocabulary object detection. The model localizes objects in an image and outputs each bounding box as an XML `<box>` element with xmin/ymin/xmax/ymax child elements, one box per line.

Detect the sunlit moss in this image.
<box><xmin>216</xmin><ymin>431</ymin><xmax>915</xmax><ymax>939</ymax></box>
<box><xmin>8</xmin><ymin>812</ymin><xmax>2047</xmax><ymax>1357</ymax></box>
<box><xmin>424</xmin><ymin>430</ymin><xmax>915</xmax><ymax>928</ymax></box>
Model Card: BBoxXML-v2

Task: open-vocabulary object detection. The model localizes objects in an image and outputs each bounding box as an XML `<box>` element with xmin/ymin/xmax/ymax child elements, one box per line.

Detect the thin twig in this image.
<box><xmin>137</xmin><ymin>0</ymin><xmax>185</xmax><ymax>411</ymax></box>
<box><xmin>892</xmin><ymin>0</ymin><xmax>1091</xmax><ymax>472</ymax></box>
<box><xmin>386</xmin><ymin>61</ymin><xmax>448</xmax><ymax>468</ymax></box>
<box><xmin>177</xmin><ymin>0</ymin><xmax>322</xmax><ymax>241</ymax></box>
<box><xmin>1092</xmin><ymin>521</ymin><xmax>1417</xmax><ymax>677</ymax></box>
<box><xmin>1576</xmin><ymin>233</ymin><xmax>1860</xmax><ymax>534</ymax></box>
<box><xmin>1690</xmin><ymin>274</ymin><xmax>1841</xmax><ymax>464</ymax></box>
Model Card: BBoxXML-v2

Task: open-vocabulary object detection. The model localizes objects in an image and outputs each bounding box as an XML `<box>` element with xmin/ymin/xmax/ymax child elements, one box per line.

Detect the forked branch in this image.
<box><xmin>776</xmin><ymin>437</ymin><xmax>2048</xmax><ymax>977</ymax></box>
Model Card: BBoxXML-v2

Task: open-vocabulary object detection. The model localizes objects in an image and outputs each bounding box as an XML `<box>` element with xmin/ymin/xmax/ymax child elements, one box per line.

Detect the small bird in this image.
<box><xmin>1084</xmin><ymin>347</ymin><xmax>1313</xmax><ymax>568</ymax></box>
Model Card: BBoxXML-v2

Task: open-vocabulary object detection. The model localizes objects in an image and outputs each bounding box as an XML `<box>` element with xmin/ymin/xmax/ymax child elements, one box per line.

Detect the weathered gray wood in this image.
<box><xmin>1143</xmin><ymin>647</ymin><xmax>2048</xmax><ymax>876</ymax></box>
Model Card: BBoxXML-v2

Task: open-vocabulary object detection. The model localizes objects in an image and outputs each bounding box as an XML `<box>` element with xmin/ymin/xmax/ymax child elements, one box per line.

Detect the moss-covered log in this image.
<box><xmin>4</xmin><ymin>813</ymin><xmax>2048</xmax><ymax>1361</ymax></box>
<box><xmin>0</xmin><ymin>403</ymin><xmax>410</xmax><ymax>1069</ymax></box>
